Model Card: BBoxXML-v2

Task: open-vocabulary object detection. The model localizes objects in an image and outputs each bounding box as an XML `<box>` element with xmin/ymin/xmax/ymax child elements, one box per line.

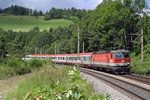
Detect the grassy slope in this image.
<box><xmin>3</xmin><ymin>66</ymin><xmax>96</xmax><ymax>100</ymax></box>
<box><xmin>0</xmin><ymin>15</ymin><xmax>73</xmax><ymax>31</ymax></box>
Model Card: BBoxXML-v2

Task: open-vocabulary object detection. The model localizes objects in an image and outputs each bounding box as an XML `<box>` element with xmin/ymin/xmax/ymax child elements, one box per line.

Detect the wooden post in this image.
<box><xmin>78</xmin><ymin>27</ymin><xmax>80</xmax><ymax>66</ymax></box>
<box><xmin>124</xmin><ymin>33</ymin><xmax>127</xmax><ymax>50</ymax></box>
<box><xmin>35</xmin><ymin>47</ymin><xmax>37</xmax><ymax>55</ymax></box>
<box><xmin>40</xmin><ymin>47</ymin><xmax>42</xmax><ymax>59</ymax></box>
<box><xmin>141</xmin><ymin>29</ymin><xmax>143</xmax><ymax>64</ymax></box>
<box><xmin>83</xmin><ymin>42</ymin><xmax>84</xmax><ymax>53</ymax></box>
<box><xmin>55</xmin><ymin>42</ymin><xmax>56</xmax><ymax>64</ymax></box>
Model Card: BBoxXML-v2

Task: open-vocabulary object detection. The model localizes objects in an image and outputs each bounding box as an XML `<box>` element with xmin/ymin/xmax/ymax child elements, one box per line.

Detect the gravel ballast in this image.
<box><xmin>80</xmin><ymin>72</ymin><xmax>132</xmax><ymax>100</ymax></box>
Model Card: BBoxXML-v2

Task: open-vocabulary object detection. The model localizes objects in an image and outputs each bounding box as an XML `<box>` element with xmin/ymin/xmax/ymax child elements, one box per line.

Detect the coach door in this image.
<box><xmin>80</xmin><ymin>56</ymin><xmax>83</xmax><ymax>64</ymax></box>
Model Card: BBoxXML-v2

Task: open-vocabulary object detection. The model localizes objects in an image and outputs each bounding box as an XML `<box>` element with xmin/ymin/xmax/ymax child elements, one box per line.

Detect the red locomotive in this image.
<box><xmin>25</xmin><ymin>49</ymin><xmax>130</xmax><ymax>74</ymax></box>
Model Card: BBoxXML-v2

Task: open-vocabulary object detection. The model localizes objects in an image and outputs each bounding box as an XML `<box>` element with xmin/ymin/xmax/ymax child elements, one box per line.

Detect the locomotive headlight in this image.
<box><xmin>110</xmin><ymin>60</ymin><xmax>113</xmax><ymax>63</ymax></box>
<box><xmin>121</xmin><ymin>60</ymin><xmax>125</xmax><ymax>63</ymax></box>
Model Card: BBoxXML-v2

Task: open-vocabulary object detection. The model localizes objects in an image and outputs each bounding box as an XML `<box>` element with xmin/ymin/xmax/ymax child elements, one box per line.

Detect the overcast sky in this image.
<box><xmin>0</xmin><ymin>0</ymin><xmax>149</xmax><ymax>12</ymax></box>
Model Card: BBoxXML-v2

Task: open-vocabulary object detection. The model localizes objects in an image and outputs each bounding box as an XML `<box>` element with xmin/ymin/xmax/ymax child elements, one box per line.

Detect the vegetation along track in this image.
<box><xmin>79</xmin><ymin>68</ymin><xmax>150</xmax><ymax>100</ymax></box>
<box><xmin>123</xmin><ymin>74</ymin><xmax>150</xmax><ymax>85</ymax></box>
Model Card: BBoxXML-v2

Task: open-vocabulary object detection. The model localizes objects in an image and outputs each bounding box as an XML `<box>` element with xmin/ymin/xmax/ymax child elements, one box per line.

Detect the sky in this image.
<box><xmin>147</xmin><ymin>0</ymin><xmax>150</xmax><ymax>7</ymax></box>
<box><xmin>0</xmin><ymin>0</ymin><xmax>103</xmax><ymax>12</ymax></box>
<box><xmin>0</xmin><ymin>0</ymin><xmax>149</xmax><ymax>12</ymax></box>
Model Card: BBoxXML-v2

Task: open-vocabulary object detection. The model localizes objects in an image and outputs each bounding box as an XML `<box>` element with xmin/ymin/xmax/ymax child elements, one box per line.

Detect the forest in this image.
<box><xmin>0</xmin><ymin>5</ymin><xmax>86</xmax><ymax>21</ymax></box>
<box><xmin>0</xmin><ymin>0</ymin><xmax>150</xmax><ymax>74</ymax></box>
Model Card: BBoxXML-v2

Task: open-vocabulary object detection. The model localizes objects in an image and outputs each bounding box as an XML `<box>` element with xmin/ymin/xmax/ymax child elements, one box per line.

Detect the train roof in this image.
<box><xmin>93</xmin><ymin>49</ymin><xmax>129</xmax><ymax>54</ymax></box>
<box><xmin>25</xmin><ymin>52</ymin><xmax>92</xmax><ymax>57</ymax></box>
<box><xmin>26</xmin><ymin>50</ymin><xmax>130</xmax><ymax>57</ymax></box>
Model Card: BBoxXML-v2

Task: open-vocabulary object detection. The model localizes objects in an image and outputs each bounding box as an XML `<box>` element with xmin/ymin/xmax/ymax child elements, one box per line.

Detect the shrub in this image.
<box><xmin>16</xmin><ymin>64</ymin><xmax>31</xmax><ymax>75</ymax></box>
<box><xmin>0</xmin><ymin>57</ymin><xmax>54</xmax><ymax>79</ymax></box>
<box><xmin>6</xmin><ymin>57</ymin><xmax>22</xmax><ymax>68</ymax></box>
<box><xmin>28</xmin><ymin>59</ymin><xmax>43</xmax><ymax>69</ymax></box>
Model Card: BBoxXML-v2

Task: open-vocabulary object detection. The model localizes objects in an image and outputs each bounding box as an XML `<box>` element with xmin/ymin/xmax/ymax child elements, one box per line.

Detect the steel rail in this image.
<box><xmin>80</xmin><ymin>68</ymin><xmax>150</xmax><ymax>100</ymax></box>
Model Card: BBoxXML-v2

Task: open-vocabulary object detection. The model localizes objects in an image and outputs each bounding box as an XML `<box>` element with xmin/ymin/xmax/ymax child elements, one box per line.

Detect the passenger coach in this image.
<box><xmin>24</xmin><ymin>49</ymin><xmax>130</xmax><ymax>74</ymax></box>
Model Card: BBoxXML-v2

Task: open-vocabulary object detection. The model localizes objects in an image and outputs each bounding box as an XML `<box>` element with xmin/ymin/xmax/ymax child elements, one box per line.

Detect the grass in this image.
<box><xmin>0</xmin><ymin>15</ymin><xmax>73</xmax><ymax>31</ymax></box>
<box><xmin>3</xmin><ymin>66</ymin><xmax>109</xmax><ymax>100</ymax></box>
<box><xmin>131</xmin><ymin>53</ymin><xmax>150</xmax><ymax>75</ymax></box>
<box><xmin>0</xmin><ymin>71</ymin><xmax>34</xmax><ymax>96</ymax></box>
<box><xmin>4</xmin><ymin>68</ymin><xmax>50</xmax><ymax>100</ymax></box>
<box><xmin>3</xmin><ymin>66</ymin><xmax>72</xmax><ymax>99</ymax></box>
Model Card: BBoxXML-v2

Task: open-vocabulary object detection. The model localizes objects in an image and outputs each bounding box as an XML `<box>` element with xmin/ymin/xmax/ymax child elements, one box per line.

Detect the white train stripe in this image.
<box><xmin>92</xmin><ymin>62</ymin><xmax>130</xmax><ymax>66</ymax></box>
<box><xmin>53</xmin><ymin>59</ymin><xmax>129</xmax><ymax>66</ymax></box>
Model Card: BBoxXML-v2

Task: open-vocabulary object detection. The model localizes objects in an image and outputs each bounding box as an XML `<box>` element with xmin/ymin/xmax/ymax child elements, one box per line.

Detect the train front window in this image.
<box><xmin>122</xmin><ymin>52</ymin><xmax>130</xmax><ymax>58</ymax></box>
<box><xmin>114</xmin><ymin>52</ymin><xmax>124</xmax><ymax>59</ymax></box>
<box><xmin>114</xmin><ymin>52</ymin><xmax>130</xmax><ymax>59</ymax></box>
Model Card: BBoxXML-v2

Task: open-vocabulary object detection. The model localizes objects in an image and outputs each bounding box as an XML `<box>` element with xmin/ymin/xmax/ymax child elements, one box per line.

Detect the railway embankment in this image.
<box><xmin>80</xmin><ymin>72</ymin><xmax>132</xmax><ymax>100</ymax></box>
<box><xmin>80</xmin><ymin>68</ymin><xmax>150</xmax><ymax>100</ymax></box>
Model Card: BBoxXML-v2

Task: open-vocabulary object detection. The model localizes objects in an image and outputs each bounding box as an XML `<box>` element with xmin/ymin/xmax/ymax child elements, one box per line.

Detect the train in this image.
<box><xmin>24</xmin><ymin>49</ymin><xmax>131</xmax><ymax>74</ymax></box>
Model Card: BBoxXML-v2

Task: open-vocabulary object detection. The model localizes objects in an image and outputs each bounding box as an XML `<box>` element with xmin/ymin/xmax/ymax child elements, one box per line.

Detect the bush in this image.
<box><xmin>0</xmin><ymin>57</ymin><xmax>52</xmax><ymax>79</ymax></box>
<box><xmin>6</xmin><ymin>57</ymin><xmax>22</xmax><ymax>68</ymax></box>
<box><xmin>28</xmin><ymin>59</ymin><xmax>43</xmax><ymax>69</ymax></box>
<box><xmin>16</xmin><ymin>64</ymin><xmax>31</xmax><ymax>75</ymax></box>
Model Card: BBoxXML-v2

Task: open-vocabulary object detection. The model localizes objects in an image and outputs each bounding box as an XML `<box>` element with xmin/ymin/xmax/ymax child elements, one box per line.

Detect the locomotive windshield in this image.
<box><xmin>113</xmin><ymin>52</ymin><xmax>129</xmax><ymax>59</ymax></box>
<box><xmin>122</xmin><ymin>52</ymin><xmax>130</xmax><ymax>58</ymax></box>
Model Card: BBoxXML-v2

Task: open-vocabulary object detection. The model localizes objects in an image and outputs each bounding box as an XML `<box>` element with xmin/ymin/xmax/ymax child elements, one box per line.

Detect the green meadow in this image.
<box><xmin>0</xmin><ymin>15</ymin><xmax>73</xmax><ymax>31</ymax></box>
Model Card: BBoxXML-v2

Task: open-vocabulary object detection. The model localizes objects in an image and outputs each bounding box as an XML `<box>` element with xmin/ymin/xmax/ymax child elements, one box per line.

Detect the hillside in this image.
<box><xmin>0</xmin><ymin>15</ymin><xmax>73</xmax><ymax>31</ymax></box>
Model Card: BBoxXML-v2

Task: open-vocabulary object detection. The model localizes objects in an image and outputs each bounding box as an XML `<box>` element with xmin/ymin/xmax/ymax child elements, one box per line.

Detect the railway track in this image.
<box><xmin>79</xmin><ymin>68</ymin><xmax>150</xmax><ymax>100</ymax></box>
<box><xmin>123</xmin><ymin>74</ymin><xmax>150</xmax><ymax>85</ymax></box>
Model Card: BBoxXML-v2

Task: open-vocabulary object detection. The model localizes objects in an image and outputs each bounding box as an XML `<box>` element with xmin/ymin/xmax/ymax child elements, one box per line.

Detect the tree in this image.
<box><xmin>80</xmin><ymin>0</ymin><xmax>147</xmax><ymax>52</ymax></box>
<box><xmin>0</xmin><ymin>36</ymin><xmax>6</xmax><ymax>58</ymax></box>
<box><xmin>39</xmin><ymin>10</ymin><xmax>43</xmax><ymax>16</ymax></box>
<box><xmin>33</xmin><ymin>9</ymin><xmax>39</xmax><ymax>16</ymax></box>
<box><xmin>0</xmin><ymin>8</ymin><xmax>2</xmax><ymax>13</ymax></box>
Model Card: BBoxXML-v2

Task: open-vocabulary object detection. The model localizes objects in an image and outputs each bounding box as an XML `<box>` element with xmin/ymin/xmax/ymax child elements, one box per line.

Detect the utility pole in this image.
<box><xmin>55</xmin><ymin>42</ymin><xmax>56</xmax><ymax>64</ymax></box>
<box><xmin>78</xmin><ymin>27</ymin><xmax>80</xmax><ymax>66</ymax></box>
<box><xmin>40</xmin><ymin>47</ymin><xmax>42</xmax><ymax>59</ymax></box>
<box><xmin>124</xmin><ymin>33</ymin><xmax>127</xmax><ymax>50</ymax></box>
<box><xmin>35</xmin><ymin>47</ymin><xmax>37</xmax><ymax>55</ymax></box>
<box><xmin>141</xmin><ymin>29</ymin><xmax>143</xmax><ymax>64</ymax></box>
<box><xmin>58</xmin><ymin>47</ymin><xmax>59</xmax><ymax>54</ymax></box>
<box><xmin>83</xmin><ymin>42</ymin><xmax>84</xmax><ymax>53</ymax></box>
<box><xmin>129</xmin><ymin>29</ymin><xmax>144</xmax><ymax>64</ymax></box>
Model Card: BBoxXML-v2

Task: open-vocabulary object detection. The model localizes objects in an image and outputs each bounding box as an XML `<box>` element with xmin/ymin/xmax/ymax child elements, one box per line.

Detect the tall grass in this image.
<box><xmin>4</xmin><ymin>67</ymin><xmax>109</xmax><ymax>100</ymax></box>
<box><xmin>4</xmin><ymin>67</ymin><xmax>72</xmax><ymax>99</ymax></box>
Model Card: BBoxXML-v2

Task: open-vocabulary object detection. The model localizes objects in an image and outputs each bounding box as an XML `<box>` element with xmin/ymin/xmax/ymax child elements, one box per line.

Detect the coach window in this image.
<box><xmin>75</xmin><ymin>57</ymin><xmax>77</xmax><ymax>60</ymax></box>
<box><xmin>84</xmin><ymin>57</ymin><xmax>86</xmax><ymax>61</ymax></box>
<box><xmin>79</xmin><ymin>57</ymin><xmax>81</xmax><ymax>60</ymax></box>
